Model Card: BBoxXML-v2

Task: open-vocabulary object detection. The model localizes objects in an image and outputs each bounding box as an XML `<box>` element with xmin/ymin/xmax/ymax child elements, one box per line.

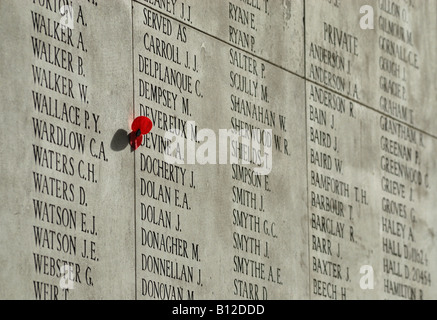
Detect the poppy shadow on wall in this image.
<box><xmin>110</xmin><ymin>129</ymin><xmax>129</xmax><ymax>152</ymax></box>
<box><xmin>110</xmin><ymin>117</ymin><xmax>153</xmax><ymax>152</ymax></box>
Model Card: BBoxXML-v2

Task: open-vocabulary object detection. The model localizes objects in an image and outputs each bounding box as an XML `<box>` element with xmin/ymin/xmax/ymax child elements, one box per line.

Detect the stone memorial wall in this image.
<box><xmin>1</xmin><ymin>0</ymin><xmax>436</xmax><ymax>300</ymax></box>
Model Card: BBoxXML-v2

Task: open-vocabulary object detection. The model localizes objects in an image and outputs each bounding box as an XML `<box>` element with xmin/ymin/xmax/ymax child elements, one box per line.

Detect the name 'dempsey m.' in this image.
<box><xmin>172</xmin><ymin>304</ymin><xmax>206</xmax><ymax>318</ymax></box>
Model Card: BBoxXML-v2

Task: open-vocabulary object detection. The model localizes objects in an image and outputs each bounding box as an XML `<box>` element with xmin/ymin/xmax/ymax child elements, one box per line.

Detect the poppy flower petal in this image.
<box><xmin>129</xmin><ymin>131</ymin><xmax>143</xmax><ymax>151</ymax></box>
<box><xmin>130</xmin><ymin>116</ymin><xmax>152</xmax><ymax>151</ymax></box>
<box><xmin>132</xmin><ymin>116</ymin><xmax>153</xmax><ymax>134</ymax></box>
<box><xmin>141</xmin><ymin>117</ymin><xmax>153</xmax><ymax>135</ymax></box>
<box><xmin>135</xmin><ymin>135</ymin><xmax>143</xmax><ymax>149</ymax></box>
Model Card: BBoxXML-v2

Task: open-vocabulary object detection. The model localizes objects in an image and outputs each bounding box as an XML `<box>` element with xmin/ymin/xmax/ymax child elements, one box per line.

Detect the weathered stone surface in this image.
<box><xmin>0</xmin><ymin>0</ymin><xmax>135</xmax><ymax>299</ymax></box>
<box><xmin>305</xmin><ymin>0</ymin><xmax>437</xmax><ymax>136</ymax></box>
<box><xmin>307</xmin><ymin>82</ymin><xmax>437</xmax><ymax>300</ymax></box>
<box><xmin>136</xmin><ymin>0</ymin><xmax>305</xmax><ymax>75</ymax></box>
<box><xmin>0</xmin><ymin>0</ymin><xmax>436</xmax><ymax>300</ymax></box>
<box><xmin>133</xmin><ymin>2</ymin><xmax>308</xmax><ymax>299</ymax></box>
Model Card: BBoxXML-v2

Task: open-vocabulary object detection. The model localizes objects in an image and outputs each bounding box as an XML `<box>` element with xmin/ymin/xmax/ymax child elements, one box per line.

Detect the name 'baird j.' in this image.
<box><xmin>164</xmin><ymin>121</ymin><xmax>272</xmax><ymax>176</ymax></box>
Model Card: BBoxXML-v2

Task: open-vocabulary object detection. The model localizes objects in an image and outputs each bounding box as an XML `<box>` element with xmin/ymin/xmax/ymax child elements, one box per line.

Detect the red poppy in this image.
<box><xmin>129</xmin><ymin>116</ymin><xmax>153</xmax><ymax>150</ymax></box>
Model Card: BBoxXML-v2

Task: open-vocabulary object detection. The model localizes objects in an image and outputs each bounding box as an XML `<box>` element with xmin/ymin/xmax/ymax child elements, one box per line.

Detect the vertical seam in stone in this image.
<box><xmin>131</xmin><ymin>0</ymin><xmax>138</xmax><ymax>301</ymax></box>
<box><xmin>303</xmin><ymin>0</ymin><xmax>311</xmax><ymax>300</ymax></box>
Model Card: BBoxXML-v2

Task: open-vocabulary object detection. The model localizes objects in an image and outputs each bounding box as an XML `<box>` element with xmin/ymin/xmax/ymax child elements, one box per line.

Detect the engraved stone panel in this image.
<box><xmin>132</xmin><ymin>2</ymin><xmax>308</xmax><ymax>300</ymax></box>
<box><xmin>307</xmin><ymin>82</ymin><xmax>437</xmax><ymax>300</ymax></box>
<box><xmin>305</xmin><ymin>0</ymin><xmax>437</xmax><ymax>136</ymax></box>
<box><xmin>136</xmin><ymin>0</ymin><xmax>305</xmax><ymax>75</ymax></box>
<box><xmin>0</xmin><ymin>0</ymin><xmax>135</xmax><ymax>299</ymax></box>
<box><xmin>0</xmin><ymin>0</ymin><xmax>436</xmax><ymax>301</ymax></box>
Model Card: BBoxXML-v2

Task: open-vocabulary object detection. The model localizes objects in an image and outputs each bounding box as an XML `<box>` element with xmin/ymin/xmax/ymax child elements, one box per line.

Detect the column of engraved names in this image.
<box><xmin>377</xmin><ymin>1</ymin><xmax>432</xmax><ymax>300</ymax></box>
<box><xmin>307</xmin><ymin>0</ymin><xmax>361</xmax><ymax>103</ymax></box>
<box><xmin>377</xmin><ymin>0</ymin><xmax>416</xmax><ymax>125</ymax></box>
<box><xmin>308</xmin><ymin>83</ymin><xmax>370</xmax><ymax>300</ymax></box>
<box><xmin>306</xmin><ymin>0</ymin><xmax>380</xmax><ymax>300</ymax></box>
<box><xmin>228</xmin><ymin>0</ymin><xmax>270</xmax><ymax>54</ymax></box>
<box><xmin>229</xmin><ymin>49</ymin><xmax>291</xmax><ymax>298</ymax></box>
<box><xmin>134</xmin><ymin>2</ymin><xmax>203</xmax><ymax>300</ymax></box>
<box><xmin>30</xmin><ymin>0</ymin><xmax>103</xmax><ymax>300</ymax></box>
<box><xmin>379</xmin><ymin>118</ymin><xmax>432</xmax><ymax>300</ymax></box>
